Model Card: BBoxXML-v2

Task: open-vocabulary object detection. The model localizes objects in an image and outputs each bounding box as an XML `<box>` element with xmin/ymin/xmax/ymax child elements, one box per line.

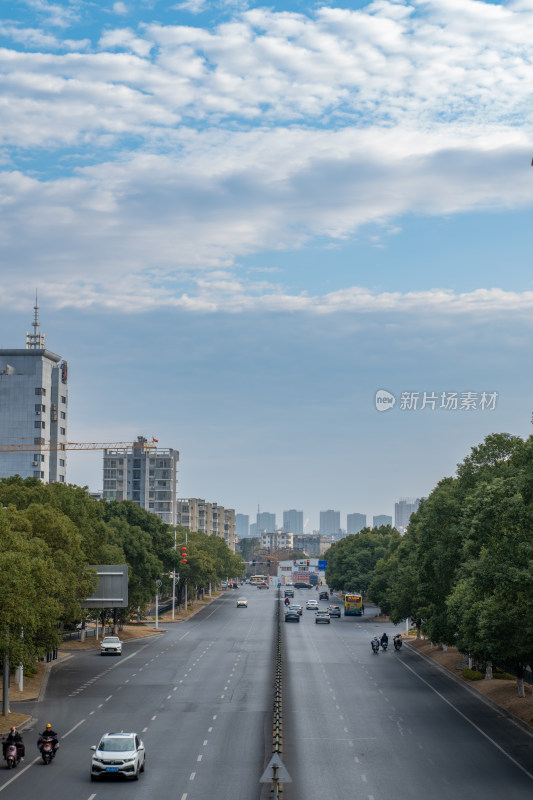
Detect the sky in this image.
<box><xmin>0</xmin><ymin>0</ymin><xmax>532</xmax><ymax>532</ymax></box>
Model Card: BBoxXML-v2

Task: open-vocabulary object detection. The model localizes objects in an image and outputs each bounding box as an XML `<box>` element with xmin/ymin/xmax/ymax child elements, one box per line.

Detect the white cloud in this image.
<box><xmin>113</xmin><ymin>1</ymin><xmax>128</xmax><ymax>14</ymax></box>
<box><xmin>1</xmin><ymin>2</ymin><xmax>533</xmax><ymax>312</ymax></box>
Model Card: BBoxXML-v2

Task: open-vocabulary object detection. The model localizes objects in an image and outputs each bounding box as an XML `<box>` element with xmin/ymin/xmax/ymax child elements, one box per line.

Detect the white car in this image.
<box><xmin>236</xmin><ymin>597</ymin><xmax>248</xmax><ymax>607</ymax></box>
<box><xmin>100</xmin><ymin>636</ymin><xmax>122</xmax><ymax>656</ymax></box>
<box><xmin>306</xmin><ymin>599</ymin><xmax>319</xmax><ymax>610</ymax></box>
<box><xmin>90</xmin><ymin>732</ymin><xmax>145</xmax><ymax>781</ymax></box>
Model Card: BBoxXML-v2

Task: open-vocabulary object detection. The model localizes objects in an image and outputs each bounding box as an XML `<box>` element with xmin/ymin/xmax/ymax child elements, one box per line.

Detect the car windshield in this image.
<box><xmin>103</xmin><ymin>637</ymin><xmax>120</xmax><ymax>643</ymax></box>
<box><xmin>98</xmin><ymin>737</ymin><xmax>135</xmax><ymax>752</ymax></box>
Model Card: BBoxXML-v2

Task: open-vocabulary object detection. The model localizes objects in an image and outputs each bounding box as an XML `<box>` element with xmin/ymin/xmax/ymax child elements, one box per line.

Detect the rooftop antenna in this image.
<box><xmin>26</xmin><ymin>290</ymin><xmax>45</xmax><ymax>350</ymax></box>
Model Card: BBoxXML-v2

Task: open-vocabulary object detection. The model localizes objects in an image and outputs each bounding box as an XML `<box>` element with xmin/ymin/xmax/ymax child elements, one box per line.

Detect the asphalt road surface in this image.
<box><xmin>1</xmin><ymin>587</ymin><xmax>532</xmax><ymax>800</ymax></box>
<box><xmin>283</xmin><ymin>592</ymin><xmax>533</xmax><ymax>800</ymax></box>
<box><xmin>0</xmin><ymin>587</ymin><xmax>274</xmax><ymax>800</ymax></box>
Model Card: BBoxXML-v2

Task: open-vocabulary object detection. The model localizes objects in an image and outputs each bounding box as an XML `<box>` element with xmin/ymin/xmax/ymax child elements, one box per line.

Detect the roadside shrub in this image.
<box><xmin>493</xmin><ymin>671</ymin><xmax>515</xmax><ymax>680</ymax></box>
<box><xmin>462</xmin><ymin>668</ymin><xmax>484</xmax><ymax>681</ymax></box>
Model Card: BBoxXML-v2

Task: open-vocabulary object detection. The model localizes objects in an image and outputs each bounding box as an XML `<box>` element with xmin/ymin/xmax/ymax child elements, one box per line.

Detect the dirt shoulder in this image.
<box><xmin>408</xmin><ymin>638</ymin><xmax>533</xmax><ymax>730</ymax></box>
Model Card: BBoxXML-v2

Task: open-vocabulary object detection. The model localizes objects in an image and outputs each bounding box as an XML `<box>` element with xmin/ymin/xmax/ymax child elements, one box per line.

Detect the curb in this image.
<box><xmin>406</xmin><ymin>643</ymin><xmax>533</xmax><ymax>738</ymax></box>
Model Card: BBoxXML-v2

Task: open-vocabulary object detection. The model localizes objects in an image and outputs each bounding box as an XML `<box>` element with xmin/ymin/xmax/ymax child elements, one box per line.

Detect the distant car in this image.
<box><xmin>90</xmin><ymin>732</ymin><xmax>145</xmax><ymax>781</ymax></box>
<box><xmin>100</xmin><ymin>636</ymin><xmax>122</xmax><ymax>656</ymax></box>
<box><xmin>315</xmin><ymin>611</ymin><xmax>331</xmax><ymax>624</ymax></box>
<box><xmin>327</xmin><ymin>605</ymin><xmax>341</xmax><ymax>618</ymax></box>
<box><xmin>319</xmin><ymin>591</ymin><xmax>329</xmax><ymax>600</ymax></box>
<box><xmin>293</xmin><ymin>582</ymin><xmax>312</xmax><ymax>589</ymax></box>
<box><xmin>306</xmin><ymin>600</ymin><xmax>319</xmax><ymax>610</ymax></box>
<box><xmin>289</xmin><ymin>604</ymin><xmax>303</xmax><ymax>615</ymax></box>
<box><xmin>284</xmin><ymin>588</ymin><xmax>294</xmax><ymax>597</ymax></box>
<box><xmin>257</xmin><ymin>582</ymin><xmax>269</xmax><ymax>589</ymax></box>
<box><xmin>284</xmin><ymin>609</ymin><xmax>300</xmax><ymax>623</ymax></box>
<box><xmin>236</xmin><ymin>597</ymin><xmax>248</xmax><ymax>607</ymax></box>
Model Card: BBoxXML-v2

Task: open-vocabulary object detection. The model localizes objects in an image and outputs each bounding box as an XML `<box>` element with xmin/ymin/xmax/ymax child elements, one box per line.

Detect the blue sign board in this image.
<box><xmin>318</xmin><ymin>560</ymin><xmax>328</xmax><ymax>571</ymax></box>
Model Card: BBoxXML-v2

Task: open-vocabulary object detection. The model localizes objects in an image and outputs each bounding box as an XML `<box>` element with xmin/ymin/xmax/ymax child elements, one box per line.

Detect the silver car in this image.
<box><xmin>91</xmin><ymin>732</ymin><xmax>145</xmax><ymax>781</ymax></box>
<box><xmin>100</xmin><ymin>635</ymin><xmax>122</xmax><ymax>656</ymax></box>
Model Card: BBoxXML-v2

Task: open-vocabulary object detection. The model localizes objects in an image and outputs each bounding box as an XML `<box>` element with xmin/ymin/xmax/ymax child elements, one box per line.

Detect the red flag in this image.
<box><xmin>152</xmin><ymin>437</ymin><xmax>158</xmax><ymax>442</ymax></box>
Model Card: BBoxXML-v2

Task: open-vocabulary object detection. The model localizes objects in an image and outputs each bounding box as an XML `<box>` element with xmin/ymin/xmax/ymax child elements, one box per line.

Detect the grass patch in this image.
<box><xmin>462</xmin><ymin>668</ymin><xmax>484</xmax><ymax>681</ymax></box>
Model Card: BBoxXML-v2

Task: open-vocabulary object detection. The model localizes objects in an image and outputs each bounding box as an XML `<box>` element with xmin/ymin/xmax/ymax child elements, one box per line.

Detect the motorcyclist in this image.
<box><xmin>380</xmin><ymin>632</ymin><xmax>389</xmax><ymax>646</ymax></box>
<box><xmin>38</xmin><ymin>724</ymin><xmax>59</xmax><ymax>756</ymax></box>
<box><xmin>393</xmin><ymin>633</ymin><xmax>403</xmax><ymax>649</ymax></box>
<box><xmin>371</xmin><ymin>636</ymin><xmax>380</xmax><ymax>652</ymax></box>
<box><xmin>284</xmin><ymin>597</ymin><xmax>290</xmax><ymax>606</ymax></box>
<box><xmin>3</xmin><ymin>726</ymin><xmax>24</xmax><ymax>760</ymax></box>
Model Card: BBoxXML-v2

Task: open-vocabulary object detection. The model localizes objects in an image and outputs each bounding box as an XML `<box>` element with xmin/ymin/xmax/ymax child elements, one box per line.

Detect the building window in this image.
<box><xmin>59</xmin><ymin>459</ymin><xmax>65</xmax><ymax>467</ymax></box>
<box><xmin>34</xmin><ymin>421</ymin><xmax>45</xmax><ymax>429</ymax></box>
<box><xmin>60</xmin><ymin>427</ymin><xmax>66</xmax><ymax>435</ymax></box>
<box><xmin>35</xmin><ymin>387</ymin><xmax>46</xmax><ymax>396</ymax></box>
<box><xmin>33</xmin><ymin>470</ymin><xmax>44</xmax><ymax>478</ymax></box>
<box><xmin>33</xmin><ymin>453</ymin><xmax>45</xmax><ymax>463</ymax></box>
<box><xmin>60</xmin><ymin>412</ymin><xmax>66</xmax><ymax>420</ymax></box>
<box><xmin>34</xmin><ymin>404</ymin><xmax>45</xmax><ymax>413</ymax></box>
<box><xmin>60</xmin><ymin>395</ymin><xmax>66</xmax><ymax>404</ymax></box>
<box><xmin>59</xmin><ymin>475</ymin><xmax>65</xmax><ymax>483</ymax></box>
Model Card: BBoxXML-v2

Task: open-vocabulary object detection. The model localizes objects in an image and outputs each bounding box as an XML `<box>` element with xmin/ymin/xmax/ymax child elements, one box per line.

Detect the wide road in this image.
<box><xmin>0</xmin><ymin>586</ymin><xmax>275</xmax><ymax>800</ymax></box>
<box><xmin>283</xmin><ymin>591</ymin><xmax>533</xmax><ymax>800</ymax></box>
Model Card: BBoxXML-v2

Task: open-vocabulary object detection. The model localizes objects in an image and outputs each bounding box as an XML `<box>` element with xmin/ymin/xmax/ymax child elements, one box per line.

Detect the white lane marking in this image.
<box><xmin>179</xmin><ymin>631</ymin><xmax>190</xmax><ymax>640</ymax></box>
<box><xmin>125</xmin><ymin>679</ymin><xmax>130</xmax><ymax>683</ymax></box>
<box><xmin>190</xmin><ymin>772</ymin><xmax>196</xmax><ymax>780</ymax></box>
<box><xmin>64</xmin><ymin>719</ymin><xmax>86</xmax><ymax>737</ymax></box>
<box><xmin>167</xmin><ymin>695</ymin><xmax>172</xmax><ymax>699</ymax></box>
<box><xmin>0</xmin><ymin>756</ymin><xmax>41</xmax><ymax>792</ymax></box>
<box><xmin>173</xmin><ymin>687</ymin><xmax>178</xmax><ymax>691</ymax></box>
<box><xmin>361</xmin><ymin>774</ymin><xmax>367</xmax><ymax>782</ymax></box>
<box><xmin>151</xmin><ymin>715</ymin><xmax>157</xmax><ymax>721</ymax></box>
<box><xmin>213</xmin><ymin>715</ymin><xmax>217</xmax><ymax>720</ymax></box>
<box><xmin>105</xmin><ymin>695</ymin><xmax>112</xmax><ymax>701</ymax></box>
<box><xmin>142</xmin><ymin>727</ymin><xmax>148</xmax><ymax>733</ymax></box>
<box><xmin>197</xmin><ymin>754</ymin><xmax>202</xmax><ymax>761</ymax></box>
<box><xmin>220</xmin><ymin>694</ymin><xmax>225</xmax><ymax>698</ymax></box>
<box><xmin>89</xmin><ymin>794</ymin><xmax>97</xmax><ymax>800</ymax></box>
<box><xmin>203</xmin><ymin>740</ymin><xmax>208</xmax><ymax>746</ymax></box>
<box><xmin>181</xmin><ymin>795</ymin><xmax>188</xmax><ymax>800</ymax></box>
<box><xmin>208</xmin><ymin>727</ymin><xmax>213</xmax><ymax>732</ymax></box>
<box><xmin>97</xmin><ymin>704</ymin><xmax>103</xmax><ymax>708</ymax></box>
<box><xmin>398</xmin><ymin>656</ymin><xmax>533</xmax><ymax>781</ymax></box>
<box><xmin>89</xmin><ymin>710</ymin><xmax>95</xmax><ymax>715</ymax></box>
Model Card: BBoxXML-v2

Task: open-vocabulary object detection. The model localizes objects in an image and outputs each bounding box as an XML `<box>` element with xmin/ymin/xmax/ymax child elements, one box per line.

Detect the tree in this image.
<box><xmin>325</xmin><ymin>527</ymin><xmax>400</xmax><ymax>596</ymax></box>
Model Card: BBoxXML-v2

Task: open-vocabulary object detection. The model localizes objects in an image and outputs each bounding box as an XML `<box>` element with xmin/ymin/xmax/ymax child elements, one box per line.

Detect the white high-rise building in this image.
<box><xmin>103</xmin><ymin>436</ymin><xmax>179</xmax><ymax>526</ymax></box>
<box><xmin>347</xmin><ymin>513</ymin><xmax>367</xmax><ymax>534</ymax></box>
<box><xmin>283</xmin><ymin>509</ymin><xmax>303</xmax><ymax>534</ymax></box>
<box><xmin>394</xmin><ymin>498</ymin><xmax>421</xmax><ymax>533</ymax></box>
<box><xmin>0</xmin><ymin>300</ymin><xmax>68</xmax><ymax>484</ymax></box>
<box><xmin>319</xmin><ymin>509</ymin><xmax>340</xmax><ymax>536</ymax></box>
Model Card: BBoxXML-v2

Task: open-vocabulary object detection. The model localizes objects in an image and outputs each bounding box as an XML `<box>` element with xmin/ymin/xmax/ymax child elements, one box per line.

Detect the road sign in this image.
<box><xmin>318</xmin><ymin>560</ymin><xmax>328</xmax><ymax>570</ymax></box>
<box><xmin>259</xmin><ymin>753</ymin><xmax>292</xmax><ymax>784</ymax></box>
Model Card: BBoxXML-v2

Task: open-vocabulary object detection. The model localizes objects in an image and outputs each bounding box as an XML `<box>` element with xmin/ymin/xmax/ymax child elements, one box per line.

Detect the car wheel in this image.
<box><xmin>141</xmin><ymin>758</ymin><xmax>145</xmax><ymax>773</ymax></box>
<box><xmin>90</xmin><ymin>774</ymin><xmax>98</xmax><ymax>782</ymax></box>
<box><xmin>132</xmin><ymin>766</ymin><xmax>140</xmax><ymax>781</ymax></box>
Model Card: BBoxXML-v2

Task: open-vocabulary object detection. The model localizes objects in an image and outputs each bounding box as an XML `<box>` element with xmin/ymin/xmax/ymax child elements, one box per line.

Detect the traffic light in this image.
<box><xmin>293</xmin><ymin>560</ymin><xmax>296</xmax><ymax>566</ymax></box>
<box><xmin>181</xmin><ymin>545</ymin><xmax>187</xmax><ymax>564</ymax></box>
<box><xmin>252</xmin><ymin>559</ymin><xmax>256</xmax><ymax>567</ymax></box>
<box><xmin>267</xmin><ymin>559</ymin><xmax>271</xmax><ymax>568</ymax></box>
<box><xmin>306</xmin><ymin>559</ymin><xmax>310</xmax><ymax>566</ymax></box>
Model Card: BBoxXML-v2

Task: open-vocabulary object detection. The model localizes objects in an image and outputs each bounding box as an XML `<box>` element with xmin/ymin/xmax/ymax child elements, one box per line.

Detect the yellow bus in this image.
<box><xmin>250</xmin><ymin>575</ymin><xmax>268</xmax><ymax>585</ymax></box>
<box><xmin>344</xmin><ymin>594</ymin><xmax>363</xmax><ymax>616</ymax></box>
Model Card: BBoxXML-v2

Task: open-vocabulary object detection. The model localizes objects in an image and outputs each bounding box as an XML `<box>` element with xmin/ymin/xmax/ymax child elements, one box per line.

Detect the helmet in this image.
<box><xmin>10</xmin><ymin>727</ymin><xmax>16</xmax><ymax>732</ymax></box>
<box><xmin>45</xmin><ymin>724</ymin><xmax>52</xmax><ymax>729</ymax></box>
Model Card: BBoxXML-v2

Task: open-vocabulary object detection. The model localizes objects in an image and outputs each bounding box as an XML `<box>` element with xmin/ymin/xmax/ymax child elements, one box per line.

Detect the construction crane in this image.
<box><xmin>0</xmin><ymin>441</ymin><xmax>158</xmax><ymax>452</ymax></box>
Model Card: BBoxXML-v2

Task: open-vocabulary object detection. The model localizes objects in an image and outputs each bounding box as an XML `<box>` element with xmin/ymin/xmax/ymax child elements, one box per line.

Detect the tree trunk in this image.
<box><xmin>416</xmin><ymin>619</ymin><xmax>421</xmax><ymax>639</ymax></box>
<box><xmin>516</xmin><ymin>665</ymin><xmax>525</xmax><ymax>698</ymax></box>
<box><xmin>485</xmin><ymin>660</ymin><xmax>493</xmax><ymax>680</ymax></box>
<box><xmin>443</xmin><ymin>644</ymin><xmax>448</xmax><ymax>653</ymax></box>
<box><xmin>468</xmin><ymin>656</ymin><xmax>473</xmax><ymax>669</ymax></box>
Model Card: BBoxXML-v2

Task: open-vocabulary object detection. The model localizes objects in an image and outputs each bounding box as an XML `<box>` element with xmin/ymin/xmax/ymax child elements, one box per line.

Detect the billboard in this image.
<box><xmin>82</xmin><ymin>565</ymin><xmax>129</xmax><ymax>609</ymax></box>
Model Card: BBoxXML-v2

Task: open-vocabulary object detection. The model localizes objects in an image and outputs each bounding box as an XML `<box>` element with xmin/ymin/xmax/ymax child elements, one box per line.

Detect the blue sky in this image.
<box><xmin>1</xmin><ymin>0</ymin><xmax>532</xmax><ymax>531</ymax></box>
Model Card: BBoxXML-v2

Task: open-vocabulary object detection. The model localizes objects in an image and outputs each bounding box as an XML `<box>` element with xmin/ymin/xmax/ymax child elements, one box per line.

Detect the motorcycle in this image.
<box><xmin>371</xmin><ymin>640</ymin><xmax>379</xmax><ymax>654</ymax></box>
<box><xmin>381</xmin><ymin>640</ymin><xmax>388</xmax><ymax>651</ymax></box>
<box><xmin>39</xmin><ymin>737</ymin><xmax>57</xmax><ymax>765</ymax></box>
<box><xmin>4</xmin><ymin>743</ymin><xmax>21</xmax><ymax>769</ymax></box>
<box><xmin>393</xmin><ymin>636</ymin><xmax>403</xmax><ymax>651</ymax></box>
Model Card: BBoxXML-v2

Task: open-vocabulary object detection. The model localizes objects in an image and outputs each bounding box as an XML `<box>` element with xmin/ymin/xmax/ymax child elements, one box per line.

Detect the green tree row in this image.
<box><xmin>0</xmin><ymin>477</ymin><xmax>245</xmax><ymax>668</ymax></box>
<box><xmin>325</xmin><ymin>525</ymin><xmax>401</xmax><ymax>597</ymax></box>
<box><xmin>368</xmin><ymin>433</ymin><xmax>533</xmax><ymax>697</ymax></box>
